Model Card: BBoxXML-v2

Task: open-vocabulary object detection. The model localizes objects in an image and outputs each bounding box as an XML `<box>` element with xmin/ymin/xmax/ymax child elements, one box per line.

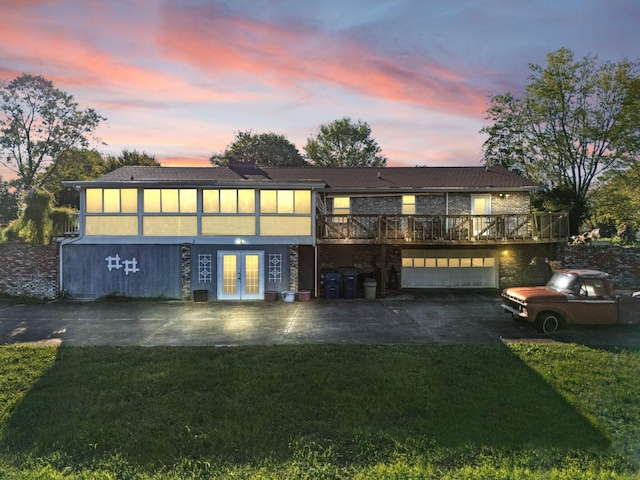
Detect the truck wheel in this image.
<box><xmin>536</xmin><ymin>313</ymin><xmax>561</xmax><ymax>334</ymax></box>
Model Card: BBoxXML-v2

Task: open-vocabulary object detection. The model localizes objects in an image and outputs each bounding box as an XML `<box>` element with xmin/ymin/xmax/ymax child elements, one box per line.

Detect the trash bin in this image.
<box><xmin>324</xmin><ymin>273</ymin><xmax>341</xmax><ymax>300</ymax></box>
<box><xmin>340</xmin><ymin>267</ymin><xmax>358</xmax><ymax>299</ymax></box>
<box><xmin>363</xmin><ymin>278</ymin><xmax>377</xmax><ymax>299</ymax></box>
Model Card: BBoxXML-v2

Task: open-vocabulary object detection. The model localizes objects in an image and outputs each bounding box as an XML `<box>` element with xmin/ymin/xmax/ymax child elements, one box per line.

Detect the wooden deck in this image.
<box><xmin>317</xmin><ymin>212</ymin><xmax>568</xmax><ymax>245</ymax></box>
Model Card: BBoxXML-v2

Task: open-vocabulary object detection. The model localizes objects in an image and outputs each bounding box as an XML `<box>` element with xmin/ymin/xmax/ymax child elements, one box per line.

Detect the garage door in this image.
<box><xmin>401</xmin><ymin>249</ymin><xmax>498</xmax><ymax>288</ymax></box>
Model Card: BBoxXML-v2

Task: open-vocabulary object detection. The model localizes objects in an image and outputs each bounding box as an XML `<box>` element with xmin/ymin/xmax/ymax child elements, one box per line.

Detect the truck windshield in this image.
<box><xmin>546</xmin><ymin>272</ymin><xmax>578</xmax><ymax>294</ymax></box>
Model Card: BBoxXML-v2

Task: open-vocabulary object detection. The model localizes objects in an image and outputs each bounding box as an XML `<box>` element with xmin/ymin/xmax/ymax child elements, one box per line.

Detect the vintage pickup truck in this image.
<box><xmin>502</xmin><ymin>269</ymin><xmax>640</xmax><ymax>333</ymax></box>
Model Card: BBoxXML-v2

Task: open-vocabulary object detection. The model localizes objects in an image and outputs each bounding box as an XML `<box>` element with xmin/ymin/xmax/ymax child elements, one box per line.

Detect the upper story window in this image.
<box><xmin>86</xmin><ymin>188</ymin><xmax>138</xmax><ymax>213</ymax></box>
<box><xmin>203</xmin><ymin>189</ymin><xmax>255</xmax><ymax>214</ymax></box>
<box><xmin>402</xmin><ymin>195</ymin><xmax>416</xmax><ymax>215</ymax></box>
<box><xmin>260</xmin><ymin>190</ymin><xmax>311</xmax><ymax>214</ymax></box>
<box><xmin>333</xmin><ymin>197</ymin><xmax>350</xmax><ymax>216</ymax></box>
<box><xmin>143</xmin><ymin>189</ymin><xmax>197</xmax><ymax>213</ymax></box>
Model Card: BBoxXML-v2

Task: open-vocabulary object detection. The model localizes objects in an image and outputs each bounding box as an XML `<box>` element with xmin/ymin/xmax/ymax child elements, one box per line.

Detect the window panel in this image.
<box><xmin>103</xmin><ymin>189</ymin><xmax>121</xmax><ymax>213</ymax></box>
<box><xmin>144</xmin><ymin>189</ymin><xmax>161</xmax><ymax>212</ymax></box>
<box><xmin>260</xmin><ymin>190</ymin><xmax>277</xmax><ymax>213</ymax></box>
<box><xmin>437</xmin><ymin>258</ymin><xmax>448</xmax><ymax>268</ymax></box>
<box><xmin>260</xmin><ymin>217</ymin><xmax>311</xmax><ymax>236</ymax></box>
<box><xmin>472</xmin><ymin>257</ymin><xmax>484</xmax><ymax>267</ymax></box>
<box><xmin>402</xmin><ymin>195</ymin><xmax>416</xmax><ymax>215</ymax></box>
<box><xmin>484</xmin><ymin>257</ymin><xmax>495</xmax><ymax>267</ymax></box>
<box><xmin>238</xmin><ymin>189</ymin><xmax>255</xmax><ymax>213</ymax></box>
<box><xmin>333</xmin><ymin>197</ymin><xmax>350</xmax><ymax>214</ymax></box>
<box><xmin>85</xmin><ymin>216</ymin><xmax>138</xmax><ymax>235</ymax></box>
<box><xmin>121</xmin><ymin>189</ymin><xmax>138</xmax><ymax>213</ymax></box>
<box><xmin>402</xmin><ymin>258</ymin><xmax>413</xmax><ymax>267</ymax></box>
<box><xmin>202</xmin><ymin>216</ymin><xmax>255</xmax><ymax>236</ymax></box>
<box><xmin>425</xmin><ymin>258</ymin><xmax>436</xmax><ymax>267</ymax></box>
<box><xmin>86</xmin><ymin>189</ymin><xmax>103</xmax><ymax>213</ymax></box>
<box><xmin>220</xmin><ymin>189</ymin><xmax>237</xmax><ymax>213</ymax></box>
<box><xmin>180</xmin><ymin>189</ymin><xmax>197</xmax><ymax>213</ymax></box>
<box><xmin>143</xmin><ymin>216</ymin><xmax>197</xmax><ymax>236</ymax></box>
<box><xmin>162</xmin><ymin>189</ymin><xmax>179</xmax><ymax>212</ymax></box>
<box><xmin>203</xmin><ymin>189</ymin><xmax>219</xmax><ymax>213</ymax></box>
<box><xmin>278</xmin><ymin>190</ymin><xmax>294</xmax><ymax>213</ymax></box>
<box><xmin>295</xmin><ymin>190</ymin><xmax>311</xmax><ymax>213</ymax></box>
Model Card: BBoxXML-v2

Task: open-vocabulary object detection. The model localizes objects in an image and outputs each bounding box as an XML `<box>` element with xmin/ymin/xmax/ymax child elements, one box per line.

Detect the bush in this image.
<box><xmin>1</xmin><ymin>190</ymin><xmax>53</xmax><ymax>244</ymax></box>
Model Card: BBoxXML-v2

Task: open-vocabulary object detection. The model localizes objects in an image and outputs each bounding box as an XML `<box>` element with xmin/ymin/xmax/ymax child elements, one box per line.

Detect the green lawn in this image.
<box><xmin>0</xmin><ymin>343</ymin><xmax>639</xmax><ymax>479</ymax></box>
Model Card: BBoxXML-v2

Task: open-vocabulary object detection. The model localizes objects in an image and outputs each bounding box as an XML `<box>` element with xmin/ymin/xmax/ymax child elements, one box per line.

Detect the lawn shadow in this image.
<box><xmin>0</xmin><ymin>344</ymin><xmax>611</xmax><ymax>469</ymax></box>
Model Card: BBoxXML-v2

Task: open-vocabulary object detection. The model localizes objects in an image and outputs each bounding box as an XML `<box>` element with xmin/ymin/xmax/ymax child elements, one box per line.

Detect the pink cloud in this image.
<box><xmin>0</xmin><ymin>6</ymin><xmax>244</xmax><ymax>106</ymax></box>
<box><xmin>157</xmin><ymin>4</ymin><xmax>487</xmax><ymax>117</ymax></box>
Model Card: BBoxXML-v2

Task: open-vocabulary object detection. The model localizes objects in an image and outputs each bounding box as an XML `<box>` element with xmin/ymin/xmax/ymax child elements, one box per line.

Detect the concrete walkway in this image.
<box><xmin>1</xmin><ymin>291</ymin><xmax>639</xmax><ymax>348</ymax></box>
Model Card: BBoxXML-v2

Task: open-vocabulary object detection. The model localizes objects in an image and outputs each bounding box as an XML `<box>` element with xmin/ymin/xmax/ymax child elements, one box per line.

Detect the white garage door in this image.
<box><xmin>401</xmin><ymin>249</ymin><xmax>498</xmax><ymax>288</ymax></box>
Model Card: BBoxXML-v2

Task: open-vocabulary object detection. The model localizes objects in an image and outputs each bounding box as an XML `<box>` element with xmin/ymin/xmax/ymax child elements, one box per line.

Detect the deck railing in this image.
<box><xmin>54</xmin><ymin>211</ymin><xmax>80</xmax><ymax>237</ymax></box>
<box><xmin>317</xmin><ymin>212</ymin><xmax>568</xmax><ymax>244</ymax></box>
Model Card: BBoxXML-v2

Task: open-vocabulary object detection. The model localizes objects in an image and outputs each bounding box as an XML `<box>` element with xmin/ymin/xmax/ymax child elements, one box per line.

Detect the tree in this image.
<box><xmin>0</xmin><ymin>176</ymin><xmax>19</xmax><ymax>226</ymax></box>
<box><xmin>210</xmin><ymin>130</ymin><xmax>306</xmax><ymax>167</ymax></box>
<box><xmin>590</xmin><ymin>162</ymin><xmax>640</xmax><ymax>237</ymax></box>
<box><xmin>103</xmin><ymin>149</ymin><xmax>160</xmax><ymax>173</ymax></box>
<box><xmin>304</xmin><ymin>117</ymin><xmax>387</xmax><ymax>167</ymax></box>
<box><xmin>41</xmin><ymin>149</ymin><xmax>106</xmax><ymax>208</ymax></box>
<box><xmin>481</xmin><ymin>48</ymin><xmax>640</xmax><ymax>233</ymax></box>
<box><xmin>40</xmin><ymin>148</ymin><xmax>159</xmax><ymax>209</ymax></box>
<box><xmin>0</xmin><ymin>73</ymin><xmax>105</xmax><ymax>194</ymax></box>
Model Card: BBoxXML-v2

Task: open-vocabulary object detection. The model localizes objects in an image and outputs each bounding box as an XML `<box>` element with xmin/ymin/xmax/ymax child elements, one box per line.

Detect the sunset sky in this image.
<box><xmin>1</xmin><ymin>0</ymin><xmax>638</xmax><ymax>180</ymax></box>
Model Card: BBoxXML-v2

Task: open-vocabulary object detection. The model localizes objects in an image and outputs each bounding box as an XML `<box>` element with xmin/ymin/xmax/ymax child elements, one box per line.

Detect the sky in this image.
<box><xmin>0</xmin><ymin>0</ymin><xmax>639</xmax><ymax>180</ymax></box>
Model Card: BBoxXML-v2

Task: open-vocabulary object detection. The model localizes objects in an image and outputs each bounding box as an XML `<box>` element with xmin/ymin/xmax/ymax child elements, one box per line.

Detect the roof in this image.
<box><xmin>68</xmin><ymin>164</ymin><xmax>539</xmax><ymax>192</ymax></box>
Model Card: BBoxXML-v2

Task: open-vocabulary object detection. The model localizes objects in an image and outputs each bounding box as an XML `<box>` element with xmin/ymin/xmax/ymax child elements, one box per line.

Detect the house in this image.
<box><xmin>60</xmin><ymin>162</ymin><xmax>568</xmax><ymax>300</ymax></box>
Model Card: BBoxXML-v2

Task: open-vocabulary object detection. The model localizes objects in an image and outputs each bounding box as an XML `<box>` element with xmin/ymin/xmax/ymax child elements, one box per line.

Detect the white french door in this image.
<box><xmin>217</xmin><ymin>251</ymin><xmax>264</xmax><ymax>300</ymax></box>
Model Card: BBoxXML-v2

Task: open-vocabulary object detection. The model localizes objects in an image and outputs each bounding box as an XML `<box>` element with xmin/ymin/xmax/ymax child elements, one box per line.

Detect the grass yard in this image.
<box><xmin>0</xmin><ymin>343</ymin><xmax>639</xmax><ymax>479</ymax></box>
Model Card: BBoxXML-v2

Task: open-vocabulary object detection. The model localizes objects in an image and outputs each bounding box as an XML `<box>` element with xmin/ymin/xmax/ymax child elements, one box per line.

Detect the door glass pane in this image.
<box><xmin>244</xmin><ymin>254</ymin><xmax>259</xmax><ymax>294</ymax></box>
<box><xmin>223</xmin><ymin>255</ymin><xmax>237</xmax><ymax>294</ymax></box>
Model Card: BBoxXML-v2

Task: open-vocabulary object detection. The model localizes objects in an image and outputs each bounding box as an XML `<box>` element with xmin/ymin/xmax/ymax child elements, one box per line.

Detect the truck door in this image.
<box><xmin>570</xmin><ymin>278</ymin><xmax>617</xmax><ymax>324</ymax></box>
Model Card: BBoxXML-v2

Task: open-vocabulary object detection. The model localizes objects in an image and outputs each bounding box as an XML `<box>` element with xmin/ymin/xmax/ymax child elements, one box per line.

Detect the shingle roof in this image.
<box><xmin>81</xmin><ymin>165</ymin><xmax>538</xmax><ymax>191</ymax></box>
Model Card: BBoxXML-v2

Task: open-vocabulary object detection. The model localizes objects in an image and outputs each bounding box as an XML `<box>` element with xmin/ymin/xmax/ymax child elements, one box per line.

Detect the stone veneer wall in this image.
<box><xmin>181</xmin><ymin>243</ymin><xmax>191</xmax><ymax>300</ymax></box>
<box><xmin>0</xmin><ymin>242</ymin><xmax>59</xmax><ymax>299</ymax></box>
<box><xmin>289</xmin><ymin>245</ymin><xmax>299</xmax><ymax>291</ymax></box>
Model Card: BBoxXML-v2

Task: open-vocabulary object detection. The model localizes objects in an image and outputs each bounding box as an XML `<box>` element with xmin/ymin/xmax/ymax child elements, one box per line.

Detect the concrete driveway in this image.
<box><xmin>1</xmin><ymin>291</ymin><xmax>639</xmax><ymax>348</ymax></box>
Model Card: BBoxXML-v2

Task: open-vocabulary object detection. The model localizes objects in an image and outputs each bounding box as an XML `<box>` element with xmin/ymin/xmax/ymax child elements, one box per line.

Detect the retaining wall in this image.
<box><xmin>0</xmin><ymin>242</ymin><xmax>59</xmax><ymax>299</ymax></box>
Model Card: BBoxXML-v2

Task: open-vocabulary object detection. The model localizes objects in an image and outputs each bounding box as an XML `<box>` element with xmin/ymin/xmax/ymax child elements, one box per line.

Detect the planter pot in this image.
<box><xmin>296</xmin><ymin>290</ymin><xmax>311</xmax><ymax>302</ymax></box>
<box><xmin>265</xmin><ymin>291</ymin><xmax>278</xmax><ymax>302</ymax></box>
<box><xmin>281</xmin><ymin>291</ymin><xmax>295</xmax><ymax>303</ymax></box>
